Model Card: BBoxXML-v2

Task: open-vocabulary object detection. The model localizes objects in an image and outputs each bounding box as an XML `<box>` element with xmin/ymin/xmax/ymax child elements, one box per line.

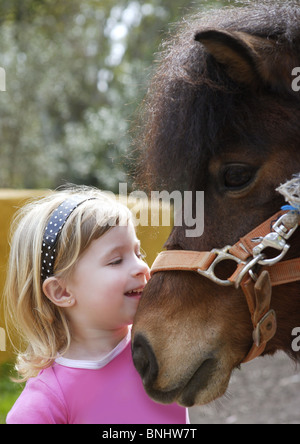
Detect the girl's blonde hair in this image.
<box><xmin>4</xmin><ymin>185</ymin><xmax>132</xmax><ymax>381</ymax></box>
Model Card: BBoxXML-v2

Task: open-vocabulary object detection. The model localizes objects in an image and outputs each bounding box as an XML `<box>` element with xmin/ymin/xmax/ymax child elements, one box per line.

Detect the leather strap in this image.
<box><xmin>228</xmin><ymin>210</ymin><xmax>285</xmax><ymax>261</ymax></box>
<box><xmin>266</xmin><ymin>258</ymin><xmax>300</xmax><ymax>286</ymax></box>
<box><xmin>151</xmin><ymin>250</ymin><xmax>300</xmax><ymax>287</ymax></box>
<box><xmin>240</xmin><ymin>272</ymin><xmax>277</xmax><ymax>363</ymax></box>
<box><xmin>150</xmin><ymin>250</ymin><xmax>216</xmax><ymax>275</ymax></box>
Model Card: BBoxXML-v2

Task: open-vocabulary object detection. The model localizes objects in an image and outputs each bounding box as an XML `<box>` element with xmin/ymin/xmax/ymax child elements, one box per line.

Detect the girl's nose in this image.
<box><xmin>133</xmin><ymin>256</ymin><xmax>150</xmax><ymax>281</ymax></box>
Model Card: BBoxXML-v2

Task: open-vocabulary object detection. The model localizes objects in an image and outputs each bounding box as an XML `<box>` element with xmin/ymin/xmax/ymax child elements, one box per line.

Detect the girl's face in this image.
<box><xmin>64</xmin><ymin>221</ymin><xmax>150</xmax><ymax>332</ymax></box>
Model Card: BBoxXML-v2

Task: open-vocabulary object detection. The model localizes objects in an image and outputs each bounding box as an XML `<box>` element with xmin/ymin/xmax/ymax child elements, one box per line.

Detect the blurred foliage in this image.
<box><xmin>0</xmin><ymin>0</ymin><xmax>243</xmax><ymax>192</ymax></box>
<box><xmin>0</xmin><ymin>361</ymin><xmax>23</xmax><ymax>424</ymax></box>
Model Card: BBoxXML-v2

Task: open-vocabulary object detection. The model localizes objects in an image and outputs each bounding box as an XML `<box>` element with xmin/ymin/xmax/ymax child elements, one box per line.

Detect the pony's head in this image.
<box><xmin>132</xmin><ymin>1</ymin><xmax>300</xmax><ymax>407</ymax></box>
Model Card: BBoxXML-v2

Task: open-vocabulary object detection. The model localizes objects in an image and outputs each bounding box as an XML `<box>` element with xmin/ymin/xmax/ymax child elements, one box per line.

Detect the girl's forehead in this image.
<box><xmin>87</xmin><ymin>223</ymin><xmax>139</xmax><ymax>256</ymax></box>
<box><xmin>107</xmin><ymin>222</ymin><xmax>137</xmax><ymax>241</ymax></box>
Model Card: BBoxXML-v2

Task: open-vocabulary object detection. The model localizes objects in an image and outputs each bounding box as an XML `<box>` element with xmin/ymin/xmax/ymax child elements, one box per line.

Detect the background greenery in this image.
<box><xmin>0</xmin><ymin>362</ymin><xmax>23</xmax><ymax>424</ymax></box>
<box><xmin>0</xmin><ymin>0</ymin><xmax>238</xmax><ymax>192</ymax></box>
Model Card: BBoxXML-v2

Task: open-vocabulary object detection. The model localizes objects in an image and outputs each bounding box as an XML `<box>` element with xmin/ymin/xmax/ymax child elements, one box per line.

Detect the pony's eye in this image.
<box><xmin>223</xmin><ymin>164</ymin><xmax>256</xmax><ymax>190</ymax></box>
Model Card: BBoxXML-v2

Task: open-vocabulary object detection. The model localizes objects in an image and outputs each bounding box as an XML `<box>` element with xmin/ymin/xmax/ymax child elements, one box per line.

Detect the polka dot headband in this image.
<box><xmin>41</xmin><ymin>196</ymin><xmax>95</xmax><ymax>282</ymax></box>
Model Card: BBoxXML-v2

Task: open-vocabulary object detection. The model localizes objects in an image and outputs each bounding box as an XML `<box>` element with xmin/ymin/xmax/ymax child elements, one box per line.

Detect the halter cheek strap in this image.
<box><xmin>150</xmin><ymin>209</ymin><xmax>300</xmax><ymax>363</ymax></box>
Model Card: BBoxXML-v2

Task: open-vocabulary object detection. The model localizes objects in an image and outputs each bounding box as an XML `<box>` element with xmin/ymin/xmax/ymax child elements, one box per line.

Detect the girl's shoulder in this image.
<box><xmin>6</xmin><ymin>366</ymin><xmax>68</xmax><ymax>424</ymax></box>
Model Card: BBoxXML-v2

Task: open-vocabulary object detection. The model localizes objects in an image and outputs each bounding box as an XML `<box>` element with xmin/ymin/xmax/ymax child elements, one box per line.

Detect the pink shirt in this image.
<box><xmin>6</xmin><ymin>332</ymin><xmax>188</xmax><ymax>424</ymax></box>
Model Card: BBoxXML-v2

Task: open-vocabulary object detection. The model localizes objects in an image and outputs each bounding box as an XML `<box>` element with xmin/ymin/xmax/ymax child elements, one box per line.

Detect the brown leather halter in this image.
<box><xmin>150</xmin><ymin>209</ymin><xmax>300</xmax><ymax>363</ymax></box>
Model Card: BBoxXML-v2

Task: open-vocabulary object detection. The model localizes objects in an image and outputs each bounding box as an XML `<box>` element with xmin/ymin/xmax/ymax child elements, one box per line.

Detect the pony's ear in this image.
<box><xmin>195</xmin><ymin>29</ymin><xmax>294</xmax><ymax>92</ymax></box>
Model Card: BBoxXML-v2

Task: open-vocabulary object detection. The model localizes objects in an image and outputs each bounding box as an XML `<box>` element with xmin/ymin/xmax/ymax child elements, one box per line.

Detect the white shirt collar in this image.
<box><xmin>55</xmin><ymin>328</ymin><xmax>131</xmax><ymax>370</ymax></box>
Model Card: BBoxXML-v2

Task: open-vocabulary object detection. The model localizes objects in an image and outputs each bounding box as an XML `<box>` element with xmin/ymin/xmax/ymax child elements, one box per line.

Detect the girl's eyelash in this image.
<box><xmin>109</xmin><ymin>258</ymin><xmax>122</xmax><ymax>266</ymax></box>
<box><xmin>108</xmin><ymin>249</ymin><xmax>146</xmax><ymax>266</ymax></box>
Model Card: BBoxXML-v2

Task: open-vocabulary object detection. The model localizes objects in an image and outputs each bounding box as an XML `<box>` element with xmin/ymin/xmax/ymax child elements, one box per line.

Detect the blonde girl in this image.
<box><xmin>5</xmin><ymin>185</ymin><xmax>187</xmax><ymax>424</ymax></box>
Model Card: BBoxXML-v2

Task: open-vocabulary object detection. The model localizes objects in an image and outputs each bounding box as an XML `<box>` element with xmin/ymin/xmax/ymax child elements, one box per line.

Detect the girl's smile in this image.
<box><xmin>124</xmin><ymin>286</ymin><xmax>146</xmax><ymax>299</ymax></box>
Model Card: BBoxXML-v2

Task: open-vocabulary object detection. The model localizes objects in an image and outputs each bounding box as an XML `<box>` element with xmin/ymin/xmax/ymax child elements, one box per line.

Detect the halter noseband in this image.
<box><xmin>150</xmin><ymin>209</ymin><xmax>300</xmax><ymax>363</ymax></box>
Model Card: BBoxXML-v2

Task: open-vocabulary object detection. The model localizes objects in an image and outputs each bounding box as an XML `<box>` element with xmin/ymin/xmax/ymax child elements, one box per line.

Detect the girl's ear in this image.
<box><xmin>42</xmin><ymin>277</ymin><xmax>75</xmax><ymax>308</ymax></box>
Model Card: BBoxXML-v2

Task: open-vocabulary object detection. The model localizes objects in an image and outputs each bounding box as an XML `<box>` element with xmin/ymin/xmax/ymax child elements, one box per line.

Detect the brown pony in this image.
<box><xmin>132</xmin><ymin>1</ymin><xmax>300</xmax><ymax>407</ymax></box>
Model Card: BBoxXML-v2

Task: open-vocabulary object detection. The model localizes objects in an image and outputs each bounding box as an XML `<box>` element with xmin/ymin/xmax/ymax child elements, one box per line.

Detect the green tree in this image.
<box><xmin>0</xmin><ymin>0</ymin><xmax>244</xmax><ymax>192</ymax></box>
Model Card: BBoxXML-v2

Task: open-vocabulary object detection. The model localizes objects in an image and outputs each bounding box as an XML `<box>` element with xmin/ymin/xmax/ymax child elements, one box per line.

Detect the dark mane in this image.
<box><xmin>134</xmin><ymin>0</ymin><xmax>300</xmax><ymax>192</ymax></box>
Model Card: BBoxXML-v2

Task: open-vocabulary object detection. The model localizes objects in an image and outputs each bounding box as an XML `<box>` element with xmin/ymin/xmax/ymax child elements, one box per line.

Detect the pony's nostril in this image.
<box><xmin>132</xmin><ymin>344</ymin><xmax>149</xmax><ymax>378</ymax></box>
<box><xmin>132</xmin><ymin>334</ymin><xmax>158</xmax><ymax>386</ymax></box>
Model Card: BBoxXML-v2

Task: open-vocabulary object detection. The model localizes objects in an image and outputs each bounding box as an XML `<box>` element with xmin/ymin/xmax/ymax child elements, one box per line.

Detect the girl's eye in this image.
<box><xmin>109</xmin><ymin>258</ymin><xmax>122</xmax><ymax>266</ymax></box>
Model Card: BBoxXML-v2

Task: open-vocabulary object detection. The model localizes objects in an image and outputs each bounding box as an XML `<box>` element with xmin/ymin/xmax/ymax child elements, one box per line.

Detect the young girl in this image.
<box><xmin>5</xmin><ymin>186</ymin><xmax>188</xmax><ymax>424</ymax></box>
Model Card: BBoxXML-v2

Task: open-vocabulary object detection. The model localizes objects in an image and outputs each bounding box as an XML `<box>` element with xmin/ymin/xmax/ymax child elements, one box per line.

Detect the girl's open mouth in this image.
<box><xmin>125</xmin><ymin>287</ymin><xmax>145</xmax><ymax>298</ymax></box>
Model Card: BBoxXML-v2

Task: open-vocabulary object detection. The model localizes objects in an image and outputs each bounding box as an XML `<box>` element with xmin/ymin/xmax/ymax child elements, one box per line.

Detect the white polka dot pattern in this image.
<box><xmin>40</xmin><ymin>196</ymin><xmax>95</xmax><ymax>281</ymax></box>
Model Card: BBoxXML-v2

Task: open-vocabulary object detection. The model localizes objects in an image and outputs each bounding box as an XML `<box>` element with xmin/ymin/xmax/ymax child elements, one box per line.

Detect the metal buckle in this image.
<box><xmin>252</xmin><ymin>232</ymin><xmax>290</xmax><ymax>266</ymax></box>
<box><xmin>197</xmin><ymin>211</ymin><xmax>299</xmax><ymax>289</ymax></box>
<box><xmin>251</xmin><ymin>211</ymin><xmax>299</xmax><ymax>267</ymax></box>
<box><xmin>234</xmin><ymin>254</ymin><xmax>264</xmax><ymax>288</ymax></box>
<box><xmin>197</xmin><ymin>246</ymin><xmax>245</xmax><ymax>287</ymax></box>
<box><xmin>197</xmin><ymin>246</ymin><xmax>239</xmax><ymax>287</ymax></box>
<box><xmin>197</xmin><ymin>246</ymin><xmax>265</xmax><ymax>288</ymax></box>
<box><xmin>272</xmin><ymin>212</ymin><xmax>299</xmax><ymax>240</ymax></box>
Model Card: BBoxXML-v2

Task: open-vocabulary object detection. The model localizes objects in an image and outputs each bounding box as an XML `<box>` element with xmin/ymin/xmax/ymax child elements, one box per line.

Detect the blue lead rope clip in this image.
<box><xmin>281</xmin><ymin>204</ymin><xmax>300</xmax><ymax>214</ymax></box>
